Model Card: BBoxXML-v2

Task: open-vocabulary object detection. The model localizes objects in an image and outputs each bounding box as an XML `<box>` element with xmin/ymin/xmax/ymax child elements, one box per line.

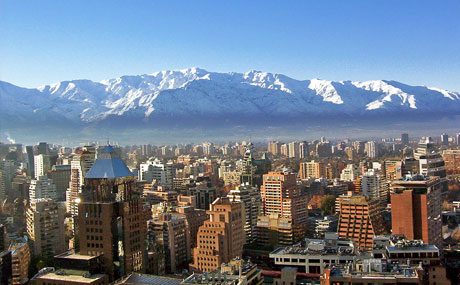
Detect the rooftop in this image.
<box><xmin>85</xmin><ymin>145</ymin><xmax>133</xmax><ymax>179</ymax></box>
<box><xmin>116</xmin><ymin>273</ymin><xmax>181</xmax><ymax>285</ymax></box>
<box><xmin>271</xmin><ymin>237</ymin><xmax>356</xmax><ymax>256</ymax></box>
<box><xmin>33</xmin><ymin>268</ymin><xmax>106</xmax><ymax>283</ymax></box>
<box><xmin>327</xmin><ymin>263</ymin><xmax>420</xmax><ymax>280</ymax></box>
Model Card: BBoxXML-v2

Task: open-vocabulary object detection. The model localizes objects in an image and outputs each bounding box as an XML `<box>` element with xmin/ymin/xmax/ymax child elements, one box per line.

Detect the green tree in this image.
<box><xmin>320</xmin><ymin>195</ymin><xmax>336</xmax><ymax>216</ymax></box>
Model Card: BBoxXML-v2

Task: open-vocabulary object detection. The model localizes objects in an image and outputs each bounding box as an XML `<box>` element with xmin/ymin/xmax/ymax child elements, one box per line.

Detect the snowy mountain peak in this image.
<box><xmin>1</xmin><ymin>68</ymin><xmax>459</xmax><ymax>130</ymax></box>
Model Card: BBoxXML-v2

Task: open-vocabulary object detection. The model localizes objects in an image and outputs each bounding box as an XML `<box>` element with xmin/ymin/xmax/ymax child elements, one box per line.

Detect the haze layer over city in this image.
<box><xmin>1</xmin><ymin>1</ymin><xmax>460</xmax><ymax>285</ymax></box>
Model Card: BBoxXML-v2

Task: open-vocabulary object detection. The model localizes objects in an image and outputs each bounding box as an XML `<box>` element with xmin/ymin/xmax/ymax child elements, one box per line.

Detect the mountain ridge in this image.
<box><xmin>1</xmin><ymin>68</ymin><xmax>460</xmax><ymax>143</ymax></box>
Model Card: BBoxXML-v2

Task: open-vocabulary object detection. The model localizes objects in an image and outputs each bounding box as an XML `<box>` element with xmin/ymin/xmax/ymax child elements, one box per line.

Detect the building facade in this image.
<box><xmin>191</xmin><ymin>197</ymin><xmax>244</xmax><ymax>273</ymax></box>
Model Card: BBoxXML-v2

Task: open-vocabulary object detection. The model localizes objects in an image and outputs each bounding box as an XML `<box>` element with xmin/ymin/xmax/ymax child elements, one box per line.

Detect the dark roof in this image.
<box><xmin>85</xmin><ymin>146</ymin><xmax>133</xmax><ymax>179</ymax></box>
<box><xmin>116</xmin><ymin>273</ymin><xmax>182</xmax><ymax>285</ymax></box>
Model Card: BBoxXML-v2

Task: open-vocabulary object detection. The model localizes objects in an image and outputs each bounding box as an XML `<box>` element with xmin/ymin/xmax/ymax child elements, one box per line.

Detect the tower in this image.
<box><xmin>390</xmin><ymin>176</ymin><xmax>442</xmax><ymax>247</ymax></box>
<box><xmin>191</xmin><ymin>197</ymin><xmax>244</xmax><ymax>273</ymax></box>
<box><xmin>77</xmin><ymin>145</ymin><xmax>146</xmax><ymax>281</ymax></box>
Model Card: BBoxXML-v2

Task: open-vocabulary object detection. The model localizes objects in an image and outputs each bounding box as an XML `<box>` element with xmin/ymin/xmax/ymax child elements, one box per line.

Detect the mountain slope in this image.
<box><xmin>1</xmin><ymin>68</ymin><xmax>459</xmax><ymax>141</ymax></box>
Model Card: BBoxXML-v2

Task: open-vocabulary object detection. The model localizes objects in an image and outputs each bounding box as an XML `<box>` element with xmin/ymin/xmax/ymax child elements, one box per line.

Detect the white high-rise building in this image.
<box><xmin>340</xmin><ymin>164</ymin><xmax>360</xmax><ymax>181</ymax></box>
<box><xmin>65</xmin><ymin>146</ymin><xmax>96</xmax><ymax>215</ymax></box>
<box><xmin>361</xmin><ymin>169</ymin><xmax>388</xmax><ymax>207</ymax></box>
<box><xmin>139</xmin><ymin>158</ymin><xmax>174</xmax><ymax>188</ymax></box>
<box><xmin>29</xmin><ymin>175</ymin><xmax>57</xmax><ymax>201</ymax></box>
<box><xmin>288</xmin><ymin>142</ymin><xmax>299</xmax><ymax>158</ymax></box>
<box><xmin>34</xmin><ymin>154</ymin><xmax>52</xmax><ymax>179</ymax></box>
<box><xmin>365</xmin><ymin>141</ymin><xmax>379</xmax><ymax>159</ymax></box>
<box><xmin>227</xmin><ymin>183</ymin><xmax>261</xmax><ymax>243</ymax></box>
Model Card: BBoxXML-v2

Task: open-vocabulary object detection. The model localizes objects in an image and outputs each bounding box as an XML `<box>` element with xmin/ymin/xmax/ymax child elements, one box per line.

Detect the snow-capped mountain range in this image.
<box><xmin>1</xmin><ymin>68</ymin><xmax>459</xmax><ymax>133</ymax></box>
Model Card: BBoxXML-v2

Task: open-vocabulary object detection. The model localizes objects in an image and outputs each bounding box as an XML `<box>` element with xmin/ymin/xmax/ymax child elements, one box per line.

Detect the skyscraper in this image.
<box><xmin>401</xmin><ymin>133</ymin><xmax>409</xmax><ymax>146</ymax></box>
<box><xmin>256</xmin><ymin>172</ymin><xmax>308</xmax><ymax>247</ymax></box>
<box><xmin>441</xmin><ymin>133</ymin><xmax>449</xmax><ymax>146</ymax></box>
<box><xmin>361</xmin><ymin>169</ymin><xmax>388</xmax><ymax>207</ymax></box>
<box><xmin>390</xmin><ymin>176</ymin><xmax>442</xmax><ymax>247</ymax></box>
<box><xmin>26</xmin><ymin>199</ymin><xmax>66</xmax><ymax>258</ymax></box>
<box><xmin>288</xmin><ymin>142</ymin><xmax>299</xmax><ymax>158</ymax></box>
<box><xmin>227</xmin><ymin>184</ymin><xmax>261</xmax><ymax>244</ymax></box>
<box><xmin>191</xmin><ymin>197</ymin><xmax>244</xmax><ymax>273</ymax></box>
<box><xmin>148</xmin><ymin>213</ymin><xmax>190</xmax><ymax>273</ymax></box>
<box><xmin>77</xmin><ymin>145</ymin><xmax>147</xmax><ymax>281</ymax></box>
<box><xmin>299</xmin><ymin>141</ymin><xmax>308</xmax><ymax>159</ymax></box>
<box><xmin>29</xmin><ymin>175</ymin><xmax>57</xmax><ymax>201</ymax></box>
<box><xmin>365</xmin><ymin>141</ymin><xmax>378</xmax><ymax>159</ymax></box>
<box><xmin>414</xmin><ymin>137</ymin><xmax>447</xmax><ymax>192</ymax></box>
<box><xmin>34</xmin><ymin>154</ymin><xmax>52</xmax><ymax>179</ymax></box>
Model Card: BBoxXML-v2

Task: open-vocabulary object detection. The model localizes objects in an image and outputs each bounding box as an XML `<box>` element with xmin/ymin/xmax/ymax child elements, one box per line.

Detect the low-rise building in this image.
<box><xmin>183</xmin><ymin>259</ymin><xmax>262</xmax><ymax>285</ymax></box>
<box><xmin>269</xmin><ymin>233</ymin><xmax>360</xmax><ymax>274</ymax></box>
<box><xmin>321</xmin><ymin>261</ymin><xmax>423</xmax><ymax>284</ymax></box>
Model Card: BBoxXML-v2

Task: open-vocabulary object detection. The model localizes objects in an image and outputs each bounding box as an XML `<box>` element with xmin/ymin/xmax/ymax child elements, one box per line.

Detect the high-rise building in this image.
<box><xmin>66</xmin><ymin>147</ymin><xmax>96</xmax><ymax>216</ymax></box>
<box><xmin>139</xmin><ymin>158</ymin><xmax>174</xmax><ymax>188</ymax></box>
<box><xmin>441</xmin><ymin>133</ymin><xmax>449</xmax><ymax>146</ymax></box>
<box><xmin>173</xmin><ymin>206</ymin><xmax>208</xmax><ymax>254</ymax></box>
<box><xmin>191</xmin><ymin>197</ymin><xmax>244</xmax><ymax>273</ymax></box>
<box><xmin>148</xmin><ymin>213</ymin><xmax>190</xmax><ymax>273</ymax></box>
<box><xmin>0</xmin><ymin>172</ymin><xmax>6</xmax><ymax>201</ymax></box>
<box><xmin>288</xmin><ymin>142</ymin><xmax>299</xmax><ymax>158</ymax></box>
<box><xmin>29</xmin><ymin>175</ymin><xmax>57</xmax><ymax>201</ymax></box>
<box><xmin>299</xmin><ymin>141</ymin><xmax>308</xmax><ymax>159</ymax></box>
<box><xmin>227</xmin><ymin>184</ymin><xmax>261</xmax><ymax>244</ymax></box>
<box><xmin>280</xmin><ymin>144</ymin><xmax>289</xmax><ymax>157</ymax></box>
<box><xmin>25</xmin><ymin>146</ymin><xmax>35</xmax><ymax>177</ymax></box>
<box><xmin>9</xmin><ymin>236</ymin><xmax>30</xmax><ymax>285</ymax></box>
<box><xmin>202</xmin><ymin>142</ymin><xmax>214</xmax><ymax>156</ymax></box>
<box><xmin>390</xmin><ymin>175</ymin><xmax>442</xmax><ymax>247</ymax></box>
<box><xmin>365</xmin><ymin>141</ymin><xmax>378</xmax><ymax>159</ymax></box>
<box><xmin>361</xmin><ymin>170</ymin><xmax>388</xmax><ymax>207</ymax></box>
<box><xmin>442</xmin><ymin>149</ymin><xmax>460</xmax><ymax>174</ymax></box>
<box><xmin>340</xmin><ymin>164</ymin><xmax>359</xmax><ymax>181</ymax></box>
<box><xmin>267</xmin><ymin>141</ymin><xmax>281</xmax><ymax>156</ymax></box>
<box><xmin>299</xmin><ymin>160</ymin><xmax>325</xmax><ymax>180</ymax></box>
<box><xmin>48</xmin><ymin>164</ymin><xmax>71</xmax><ymax>201</ymax></box>
<box><xmin>239</xmin><ymin>144</ymin><xmax>271</xmax><ymax>187</ymax></box>
<box><xmin>256</xmin><ymin>172</ymin><xmax>308</xmax><ymax>247</ymax></box>
<box><xmin>26</xmin><ymin>199</ymin><xmax>66</xmax><ymax>258</ymax></box>
<box><xmin>34</xmin><ymin>154</ymin><xmax>52</xmax><ymax>179</ymax></box>
<box><xmin>457</xmin><ymin>133</ymin><xmax>460</xmax><ymax>146</ymax></box>
<box><xmin>77</xmin><ymin>145</ymin><xmax>147</xmax><ymax>281</ymax></box>
<box><xmin>414</xmin><ymin>137</ymin><xmax>447</xmax><ymax>192</ymax></box>
<box><xmin>337</xmin><ymin>195</ymin><xmax>388</xmax><ymax>250</ymax></box>
<box><xmin>36</xmin><ymin>142</ymin><xmax>49</xmax><ymax>155</ymax></box>
<box><xmin>192</xmin><ymin>182</ymin><xmax>217</xmax><ymax>210</ymax></box>
<box><xmin>384</xmin><ymin>160</ymin><xmax>403</xmax><ymax>181</ymax></box>
<box><xmin>401</xmin><ymin>133</ymin><xmax>409</xmax><ymax>146</ymax></box>
<box><xmin>316</xmin><ymin>142</ymin><xmax>332</xmax><ymax>158</ymax></box>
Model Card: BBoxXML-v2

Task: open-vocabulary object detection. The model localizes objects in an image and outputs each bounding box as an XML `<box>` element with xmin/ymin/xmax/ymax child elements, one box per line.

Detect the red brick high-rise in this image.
<box><xmin>390</xmin><ymin>176</ymin><xmax>442</xmax><ymax>247</ymax></box>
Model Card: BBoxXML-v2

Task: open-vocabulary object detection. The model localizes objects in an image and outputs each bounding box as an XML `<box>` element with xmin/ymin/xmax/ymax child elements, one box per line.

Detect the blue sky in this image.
<box><xmin>1</xmin><ymin>0</ymin><xmax>459</xmax><ymax>91</ymax></box>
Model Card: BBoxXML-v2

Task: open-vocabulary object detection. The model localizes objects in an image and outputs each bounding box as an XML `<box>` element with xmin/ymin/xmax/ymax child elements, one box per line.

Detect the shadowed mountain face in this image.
<box><xmin>1</xmin><ymin>68</ymin><xmax>459</xmax><ymax>143</ymax></box>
